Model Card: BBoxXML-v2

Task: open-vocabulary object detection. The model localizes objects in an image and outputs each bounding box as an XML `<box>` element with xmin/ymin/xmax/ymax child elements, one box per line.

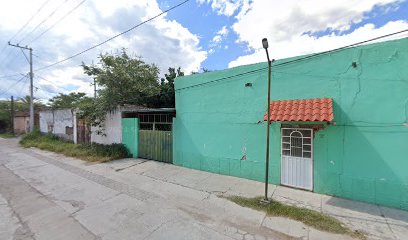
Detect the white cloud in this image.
<box><xmin>227</xmin><ymin>0</ymin><xmax>407</xmax><ymax>67</ymax></box>
<box><xmin>0</xmin><ymin>0</ymin><xmax>207</xmax><ymax>100</ymax></box>
<box><xmin>197</xmin><ymin>0</ymin><xmax>246</xmax><ymax>16</ymax></box>
<box><xmin>209</xmin><ymin>25</ymin><xmax>229</xmax><ymax>49</ymax></box>
<box><xmin>229</xmin><ymin>21</ymin><xmax>408</xmax><ymax>67</ymax></box>
<box><xmin>217</xmin><ymin>25</ymin><xmax>229</xmax><ymax>36</ymax></box>
<box><xmin>212</xmin><ymin>35</ymin><xmax>223</xmax><ymax>43</ymax></box>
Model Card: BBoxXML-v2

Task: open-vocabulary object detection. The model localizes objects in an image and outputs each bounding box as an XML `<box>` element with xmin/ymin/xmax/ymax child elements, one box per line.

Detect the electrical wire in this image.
<box><xmin>36</xmin><ymin>74</ymin><xmax>64</xmax><ymax>90</ymax></box>
<box><xmin>0</xmin><ymin>74</ymin><xmax>27</xmax><ymax>97</ymax></box>
<box><xmin>34</xmin><ymin>0</ymin><xmax>191</xmax><ymax>71</ymax></box>
<box><xmin>18</xmin><ymin>0</ymin><xmax>71</xmax><ymax>44</ymax></box>
<box><xmin>0</xmin><ymin>0</ymin><xmax>53</xmax><ymax>58</ymax></box>
<box><xmin>0</xmin><ymin>73</ymin><xmax>25</xmax><ymax>79</ymax></box>
<box><xmin>14</xmin><ymin>78</ymin><xmax>30</xmax><ymax>98</ymax></box>
<box><xmin>176</xmin><ymin>31</ymin><xmax>408</xmax><ymax>91</ymax></box>
<box><xmin>28</xmin><ymin>0</ymin><xmax>87</xmax><ymax>44</ymax></box>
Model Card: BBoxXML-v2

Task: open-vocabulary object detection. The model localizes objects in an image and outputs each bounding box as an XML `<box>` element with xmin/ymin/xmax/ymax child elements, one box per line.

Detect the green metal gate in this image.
<box><xmin>138</xmin><ymin>113</ymin><xmax>173</xmax><ymax>163</ymax></box>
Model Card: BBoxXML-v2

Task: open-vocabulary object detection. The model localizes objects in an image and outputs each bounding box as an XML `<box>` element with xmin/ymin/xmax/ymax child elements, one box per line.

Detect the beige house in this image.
<box><xmin>13</xmin><ymin>112</ymin><xmax>39</xmax><ymax>134</ymax></box>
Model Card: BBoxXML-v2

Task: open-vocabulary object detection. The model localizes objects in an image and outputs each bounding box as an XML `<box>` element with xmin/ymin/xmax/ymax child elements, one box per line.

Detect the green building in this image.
<box><xmin>172</xmin><ymin>38</ymin><xmax>408</xmax><ymax>210</ymax></box>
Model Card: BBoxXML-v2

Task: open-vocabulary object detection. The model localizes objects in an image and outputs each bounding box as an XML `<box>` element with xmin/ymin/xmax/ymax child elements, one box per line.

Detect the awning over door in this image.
<box><xmin>264</xmin><ymin>98</ymin><xmax>334</xmax><ymax>122</ymax></box>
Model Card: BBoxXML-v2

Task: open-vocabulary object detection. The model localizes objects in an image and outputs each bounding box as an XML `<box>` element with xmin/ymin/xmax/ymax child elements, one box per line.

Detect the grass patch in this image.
<box><xmin>20</xmin><ymin>129</ymin><xmax>130</xmax><ymax>162</ymax></box>
<box><xmin>225</xmin><ymin>196</ymin><xmax>365</xmax><ymax>239</ymax></box>
<box><xmin>0</xmin><ymin>133</ymin><xmax>16</xmax><ymax>138</ymax></box>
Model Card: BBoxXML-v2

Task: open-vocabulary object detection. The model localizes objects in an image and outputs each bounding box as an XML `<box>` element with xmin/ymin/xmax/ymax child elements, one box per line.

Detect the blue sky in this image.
<box><xmin>160</xmin><ymin>0</ymin><xmax>251</xmax><ymax>71</ymax></box>
<box><xmin>160</xmin><ymin>0</ymin><xmax>408</xmax><ymax>71</ymax></box>
<box><xmin>0</xmin><ymin>0</ymin><xmax>407</xmax><ymax>100</ymax></box>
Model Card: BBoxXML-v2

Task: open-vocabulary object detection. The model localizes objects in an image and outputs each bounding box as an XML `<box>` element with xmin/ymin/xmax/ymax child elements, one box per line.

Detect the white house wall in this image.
<box><xmin>39</xmin><ymin>109</ymin><xmax>75</xmax><ymax>141</ymax></box>
<box><xmin>91</xmin><ymin>110</ymin><xmax>122</xmax><ymax>144</ymax></box>
<box><xmin>39</xmin><ymin>111</ymin><xmax>53</xmax><ymax>133</ymax></box>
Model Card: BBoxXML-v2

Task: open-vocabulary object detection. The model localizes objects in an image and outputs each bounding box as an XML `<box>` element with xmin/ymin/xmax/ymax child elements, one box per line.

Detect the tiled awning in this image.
<box><xmin>263</xmin><ymin>98</ymin><xmax>334</xmax><ymax>122</ymax></box>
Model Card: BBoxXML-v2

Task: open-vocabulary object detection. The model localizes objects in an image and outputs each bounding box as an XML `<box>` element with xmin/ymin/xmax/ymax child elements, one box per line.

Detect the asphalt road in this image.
<box><xmin>0</xmin><ymin>138</ymin><xmax>287</xmax><ymax>240</ymax></box>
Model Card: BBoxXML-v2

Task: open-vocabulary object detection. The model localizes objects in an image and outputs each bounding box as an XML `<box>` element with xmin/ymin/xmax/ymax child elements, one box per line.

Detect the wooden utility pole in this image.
<box><xmin>8</xmin><ymin>42</ymin><xmax>34</xmax><ymax>132</ymax></box>
<box><xmin>10</xmin><ymin>96</ymin><xmax>14</xmax><ymax>134</ymax></box>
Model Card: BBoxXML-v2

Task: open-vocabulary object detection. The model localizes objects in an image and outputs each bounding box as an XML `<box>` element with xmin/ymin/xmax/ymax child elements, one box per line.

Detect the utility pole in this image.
<box><xmin>10</xmin><ymin>96</ymin><xmax>14</xmax><ymax>134</ymax></box>
<box><xmin>94</xmin><ymin>78</ymin><xmax>97</xmax><ymax>98</ymax></box>
<box><xmin>261</xmin><ymin>38</ymin><xmax>272</xmax><ymax>204</ymax></box>
<box><xmin>8</xmin><ymin>42</ymin><xmax>34</xmax><ymax>132</ymax></box>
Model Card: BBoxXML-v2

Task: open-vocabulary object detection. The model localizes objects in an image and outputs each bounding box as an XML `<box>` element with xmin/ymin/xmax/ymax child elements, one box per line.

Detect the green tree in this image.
<box><xmin>191</xmin><ymin>67</ymin><xmax>211</xmax><ymax>75</ymax></box>
<box><xmin>18</xmin><ymin>95</ymin><xmax>45</xmax><ymax>111</ymax></box>
<box><xmin>149</xmin><ymin>67</ymin><xmax>184</xmax><ymax>108</ymax></box>
<box><xmin>0</xmin><ymin>99</ymin><xmax>32</xmax><ymax>133</ymax></box>
<box><xmin>81</xmin><ymin>50</ymin><xmax>160</xmax><ymax>127</ymax></box>
<box><xmin>48</xmin><ymin>92</ymin><xmax>92</xmax><ymax>109</ymax></box>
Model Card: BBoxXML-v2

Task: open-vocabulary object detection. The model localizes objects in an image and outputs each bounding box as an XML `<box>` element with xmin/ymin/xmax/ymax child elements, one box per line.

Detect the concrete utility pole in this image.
<box><xmin>8</xmin><ymin>42</ymin><xmax>34</xmax><ymax>132</ymax></box>
<box><xmin>10</xmin><ymin>96</ymin><xmax>14</xmax><ymax>134</ymax></box>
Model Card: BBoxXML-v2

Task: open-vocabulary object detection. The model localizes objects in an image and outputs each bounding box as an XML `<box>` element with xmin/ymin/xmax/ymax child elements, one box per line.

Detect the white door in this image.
<box><xmin>281</xmin><ymin>128</ymin><xmax>313</xmax><ymax>190</ymax></box>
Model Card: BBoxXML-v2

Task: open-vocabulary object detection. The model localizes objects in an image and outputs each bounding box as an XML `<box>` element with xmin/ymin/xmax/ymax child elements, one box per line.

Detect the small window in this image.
<box><xmin>65</xmin><ymin>126</ymin><xmax>73</xmax><ymax>135</ymax></box>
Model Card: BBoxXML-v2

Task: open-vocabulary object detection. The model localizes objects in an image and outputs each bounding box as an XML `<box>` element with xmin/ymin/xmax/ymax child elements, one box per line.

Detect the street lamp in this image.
<box><xmin>262</xmin><ymin>38</ymin><xmax>272</xmax><ymax>204</ymax></box>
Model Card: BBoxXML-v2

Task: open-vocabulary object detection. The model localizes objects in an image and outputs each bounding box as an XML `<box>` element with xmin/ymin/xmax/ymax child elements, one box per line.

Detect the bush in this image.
<box><xmin>20</xmin><ymin>130</ymin><xmax>130</xmax><ymax>162</ymax></box>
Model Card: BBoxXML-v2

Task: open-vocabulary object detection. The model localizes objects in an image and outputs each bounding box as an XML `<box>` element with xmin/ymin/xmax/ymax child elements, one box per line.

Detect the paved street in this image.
<box><xmin>0</xmin><ymin>138</ymin><xmax>292</xmax><ymax>240</ymax></box>
<box><xmin>1</xmin><ymin>137</ymin><xmax>407</xmax><ymax>240</ymax></box>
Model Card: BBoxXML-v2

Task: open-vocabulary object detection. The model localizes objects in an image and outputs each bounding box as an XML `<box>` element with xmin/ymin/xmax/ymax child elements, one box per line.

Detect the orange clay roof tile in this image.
<box><xmin>264</xmin><ymin>98</ymin><xmax>334</xmax><ymax>122</ymax></box>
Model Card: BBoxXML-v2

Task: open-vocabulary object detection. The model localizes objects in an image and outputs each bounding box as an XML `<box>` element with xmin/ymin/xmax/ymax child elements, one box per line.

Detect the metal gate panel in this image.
<box><xmin>281</xmin><ymin>128</ymin><xmax>313</xmax><ymax>190</ymax></box>
<box><xmin>137</xmin><ymin>113</ymin><xmax>174</xmax><ymax>163</ymax></box>
<box><xmin>138</xmin><ymin>130</ymin><xmax>172</xmax><ymax>163</ymax></box>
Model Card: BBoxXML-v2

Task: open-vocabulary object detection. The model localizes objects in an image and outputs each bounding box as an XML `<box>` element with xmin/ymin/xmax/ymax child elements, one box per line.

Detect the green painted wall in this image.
<box><xmin>122</xmin><ymin>118</ymin><xmax>139</xmax><ymax>157</ymax></box>
<box><xmin>173</xmin><ymin>38</ymin><xmax>408</xmax><ymax>210</ymax></box>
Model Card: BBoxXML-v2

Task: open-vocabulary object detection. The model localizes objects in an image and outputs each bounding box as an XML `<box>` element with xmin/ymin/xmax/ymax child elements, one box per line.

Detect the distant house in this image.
<box><xmin>13</xmin><ymin>112</ymin><xmax>39</xmax><ymax>134</ymax></box>
<box><xmin>89</xmin><ymin>105</ymin><xmax>148</xmax><ymax>145</ymax></box>
<box><xmin>39</xmin><ymin>109</ymin><xmax>76</xmax><ymax>141</ymax></box>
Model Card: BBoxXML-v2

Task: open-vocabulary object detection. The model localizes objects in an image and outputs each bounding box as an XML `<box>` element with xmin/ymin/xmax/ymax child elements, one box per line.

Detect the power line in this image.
<box><xmin>11</xmin><ymin>0</ymin><xmax>54</xmax><ymax>42</ymax></box>
<box><xmin>0</xmin><ymin>73</ymin><xmax>25</xmax><ymax>79</ymax></box>
<box><xmin>28</xmin><ymin>0</ymin><xmax>87</xmax><ymax>44</ymax></box>
<box><xmin>0</xmin><ymin>0</ymin><xmax>53</xmax><ymax>57</ymax></box>
<box><xmin>272</xmin><ymin>29</ymin><xmax>408</xmax><ymax>68</ymax></box>
<box><xmin>18</xmin><ymin>0</ymin><xmax>71</xmax><ymax>44</ymax></box>
<box><xmin>14</xmin><ymin>78</ymin><xmax>30</xmax><ymax>98</ymax></box>
<box><xmin>36</xmin><ymin>74</ymin><xmax>64</xmax><ymax>90</ymax></box>
<box><xmin>0</xmin><ymin>75</ymin><xmax>27</xmax><ymax>97</ymax></box>
<box><xmin>35</xmin><ymin>0</ymin><xmax>191</xmax><ymax>71</ymax></box>
<box><xmin>176</xmin><ymin>30</ymin><xmax>408</xmax><ymax>91</ymax></box>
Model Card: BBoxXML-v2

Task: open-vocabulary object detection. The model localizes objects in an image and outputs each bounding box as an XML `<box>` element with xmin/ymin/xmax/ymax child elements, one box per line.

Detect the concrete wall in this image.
<box><xmin>39</xmin><ymin>111</ymin><xmax>53</xmax><ymax>133</ymax></box>
<box><xmin>39</xmin><ymin>109</ymin><xmax>75</xmax><ymax>141</ymax></box>
<box><xmin>174</xmin><ymin>38</ymin><xmax>408</xmax><ymax>210</ymax></box>
<box><xmin>13</xmin><ymin>116</ymin><xmax>29</xmax><ymax>134</ymax></box>
<box><xmin>13</xmin><ymin>114</ymin><xmax>39</xmax><ymax>134</ymax></box>
<box><xmin>91</xmin><ymin>109</ymin><xmax>122</xmax><ymax>144</ymax></box>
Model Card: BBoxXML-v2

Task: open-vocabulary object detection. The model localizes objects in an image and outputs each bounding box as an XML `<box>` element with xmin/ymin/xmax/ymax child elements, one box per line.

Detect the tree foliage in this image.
<box><xmin>0</xmin><ymin>99</ymin><xmax>36</xmax><ymax>133</ymax></box>
<box><xmin>83</xmin><ymin>50</ymin><xmax>160</xmax><ymax>111</ymax></box>
<box><xmin>18</xmin><ymin>95</ymin><xmax>45</xmax><ymax>111</ymax></box>
<box><xmin>48</xmin><ymin>92</ymin><xmax>93</xmax><ymax>109</ymax></box>
<box><xmin>80</xmin><ymin>50</ymin><xmax>163</xmax><ymax>129</ymax></box>
<box><xmin>64</xmin><ymin>49</ymin><xmax>186</xmax><ymax>135</ymax></box>
<box><xmin>148</xmin><ymin>67</ymin><xmax>184</xmax><ymax>108</ymax></box>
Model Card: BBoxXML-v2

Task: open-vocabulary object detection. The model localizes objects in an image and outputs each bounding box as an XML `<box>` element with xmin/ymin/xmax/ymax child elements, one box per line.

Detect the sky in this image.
<box><xmin>0</xmin><ymin>0</ymin><xmax>407</xmax><ymax>101</ymax></box>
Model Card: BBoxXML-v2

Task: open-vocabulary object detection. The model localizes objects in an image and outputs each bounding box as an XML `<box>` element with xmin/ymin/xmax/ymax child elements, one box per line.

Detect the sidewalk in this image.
<box><xmin>21</xmin><ymin>145</ymin><xmax>408</xmax><ymax>239</ymax></box>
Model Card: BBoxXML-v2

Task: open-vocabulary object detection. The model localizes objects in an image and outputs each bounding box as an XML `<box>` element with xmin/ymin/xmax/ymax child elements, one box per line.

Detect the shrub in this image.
<box><xmin>20</xmin><ymin>131</ymin><xmax>130</xmax><ymax>162</ymax></box>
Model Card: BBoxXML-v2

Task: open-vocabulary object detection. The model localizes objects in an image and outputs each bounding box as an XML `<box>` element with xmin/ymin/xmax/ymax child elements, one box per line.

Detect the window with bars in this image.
<box><xmin>138</xmin><ymin>113</ymin><xmax>173</xmax><ymax>131</ymax></box>
<box><xmin>281</xmin><ymin>128</ymin><xmax>312</xmax><ymax>158</ymax></box>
